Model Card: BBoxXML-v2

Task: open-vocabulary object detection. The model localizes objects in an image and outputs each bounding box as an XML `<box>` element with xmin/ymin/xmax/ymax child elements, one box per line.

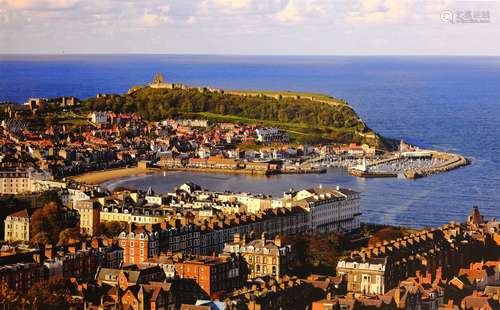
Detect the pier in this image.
<box><xmin>341</xmin><ymin>150</ymin><xmax>469</xmax><ymax>179</ymax></box>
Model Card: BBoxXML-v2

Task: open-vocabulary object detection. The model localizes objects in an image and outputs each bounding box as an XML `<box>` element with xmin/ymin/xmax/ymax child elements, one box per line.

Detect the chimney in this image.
<box><xmin>416</xmin><ymin>270</ymin><xmax>422</xmax><ymax>284</ymax></box>
<box><xmin>435</xmin><ymin>267</ymin><xmax>442</xmax><ymax>282</ymax></box>
<box><xmin>424</xmin><ymin>271</ymin><xmax>431</xmax><ymax>284</ymax></box>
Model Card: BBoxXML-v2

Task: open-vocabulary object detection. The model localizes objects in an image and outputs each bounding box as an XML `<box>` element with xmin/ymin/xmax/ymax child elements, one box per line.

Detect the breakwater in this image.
<box><xmin>404</xmin><ymin>152</ymin><xmax>470</xmax><ymax>179</ymax></box>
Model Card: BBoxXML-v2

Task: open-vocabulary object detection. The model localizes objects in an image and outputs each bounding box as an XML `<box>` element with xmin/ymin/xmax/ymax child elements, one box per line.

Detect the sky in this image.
<box><xmin>0</xmin><ymin>0</ymin><xmax>499</xmax><ymax>55</ymax></box>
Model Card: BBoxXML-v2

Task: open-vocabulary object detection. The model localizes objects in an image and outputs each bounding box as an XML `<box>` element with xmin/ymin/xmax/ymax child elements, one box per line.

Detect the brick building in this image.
<box><xmin>118</xmin><ymin>226</ymin><xmax>160</xmax><ymax>264</ymax></box>
<box><xmin>174</xmin><ymin>254</ymin><xmax>245</xmax><ymax>299</ymax></box>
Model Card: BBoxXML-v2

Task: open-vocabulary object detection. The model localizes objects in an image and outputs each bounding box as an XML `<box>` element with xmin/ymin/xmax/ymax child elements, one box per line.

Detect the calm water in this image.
<box><xmin>1</xmin><ymin>55</ymin><xmax>499</xmax><ymax>227</ymax></box>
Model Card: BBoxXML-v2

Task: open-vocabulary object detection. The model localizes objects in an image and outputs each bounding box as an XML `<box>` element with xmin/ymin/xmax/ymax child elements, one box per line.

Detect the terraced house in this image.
<box><xmin>336</xmin><ymin>222</ymin><xmax>480</xmax><ymax>295</ymax></box>
<box><xmin>288</xmin><ymin>185</ymin><xmax>361</xmax><ymax>233</ymax></box>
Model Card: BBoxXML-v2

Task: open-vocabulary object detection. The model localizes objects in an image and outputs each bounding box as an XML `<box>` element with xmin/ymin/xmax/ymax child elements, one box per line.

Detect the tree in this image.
<box><xmin>26</xmin><ymin>278</ymin><xmax>78</xmax><ymax>309</ymax></box>
<box><xmin>31</xmin><ymin>202</ymin><xmax>69</xmax><ymax>245</ymax></box>
<box><xmin>368</xmin><ymin>227</ymin><xmax>405</xmax><ymax>247</ymax></box>
<box><xmin>95</xmin><ymin>221</ymin><xmax>128</xmax><ymax>238</ymax></box>
<box><xmin>57</xmin><ymin>227</ymin><xmax>83</xmax><ymax>246</ymax></box>
<box><xmin>0</xmin><ymin>281</ymin><xmax>20</xmax><ymax>307</ymax></box>
<box><xmin>31</xmin><ymin>232</ymin><xmax>52</xmax><ymax>245</ymax></box>
<box><xmin>35</xmin><ymin>190</ymin><xmax>62</xmax><ymax>209</ymax></box>
<box><xmin>284</xmin><ymin>233</ymin><xmax>347</xmax><ymax>276</ymax></box>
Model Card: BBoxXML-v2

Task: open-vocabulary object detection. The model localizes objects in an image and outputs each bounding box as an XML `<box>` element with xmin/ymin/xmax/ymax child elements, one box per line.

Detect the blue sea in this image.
<box><xmin>0</xmin><ymin>54</ymin><xmax>499</xmax><ymax>227</ymax></box>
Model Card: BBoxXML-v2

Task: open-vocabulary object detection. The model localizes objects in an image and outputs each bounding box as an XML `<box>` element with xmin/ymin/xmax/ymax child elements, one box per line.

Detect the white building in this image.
<box><xmin>67</xmin><ymin>188</ymin><xmax>92</xmax><ymax>207</ymax></box>
<box><xmin>255</xmin><ymin>128</ymin><xmax>289</xmax><ymax>144</ymax></box>
<box><xmin>0</xmin><ymin>170</ymin><xmax>31</xmax><ymax>194</ymax></box>
<box><xmin>4</xmin><ymin>209</ymin><xmax>33</xmax><ymax>242</ymax></box>
<box><xmin>288</xmin><ymin>185</ymin><xmax>361</xmax><ymax>233</ymax></box>
<box><xmin>218</xmin><ymin>192</ymin><xmax>280</xmax><ymax>214</ymax></box>
<box><xmin>0</xmin><ymin>169</ymin><xmax>53</xmax><ymax>195</ymax></box>
<box><xmin>89</xmin><ymin>111</ymin><xmax>109</xmax><ymax>125</ymax></box>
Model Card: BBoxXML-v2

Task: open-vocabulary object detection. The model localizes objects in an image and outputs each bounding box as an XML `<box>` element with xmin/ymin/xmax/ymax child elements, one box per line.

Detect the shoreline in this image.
<box><xmin>68</xmin><ymin>166</ymin><xmax>273</xmax><ymax>185</ymax></box>
<box><xmin>69</xmin><ymin>167</ymin><xmax>161</xmax><ymax>185</ymax></box>
<box><xmin>69</xmin><ymin>150</ymin><xmax>470</xmax><ymax>186</ymax></box>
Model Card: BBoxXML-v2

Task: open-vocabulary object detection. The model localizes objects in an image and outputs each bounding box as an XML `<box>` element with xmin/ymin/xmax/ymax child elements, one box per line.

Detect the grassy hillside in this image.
<box><xmin>81</xmin><ymin>86</ymin><xmax>386</xmax><ymax>147</ymax></box>
<box><xmin>225</xmin><ymin>89</ymin><xmax>347</xmax><ymax>104</ymax></box>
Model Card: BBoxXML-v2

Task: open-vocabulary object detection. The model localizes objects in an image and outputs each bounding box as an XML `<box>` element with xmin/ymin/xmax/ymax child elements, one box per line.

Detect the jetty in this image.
<box><xmin>404</xmin><ymin>152</ymin><xmax>470</xmax><ymax>179</ymax></box>
<box><xmin>346</xmin><ymin>150</ymin><xmax>469</xmax><ymax>179</ymax></box>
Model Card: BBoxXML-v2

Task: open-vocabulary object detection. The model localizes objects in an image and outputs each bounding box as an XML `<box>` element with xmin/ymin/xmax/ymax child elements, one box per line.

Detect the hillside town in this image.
<box><xmin>0</xmin><ymin>97</ymin><xmax>498</xmax><ymax>309</ymax></box>
<box><xmin>0</xmin><ymin>168</ymin><xmax>499</xmax><ymax>309</ymax></box>
<box><xmin>0</xmin><ymin>96</ymin><xmax>380</xmax><ymax>182</ymax></box>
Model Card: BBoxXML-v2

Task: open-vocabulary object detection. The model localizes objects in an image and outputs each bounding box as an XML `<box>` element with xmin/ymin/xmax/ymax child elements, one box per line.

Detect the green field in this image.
<box><xmin>46</xmin><ymin>111</ymin><xmax>91</xmax><ymax>126</ymax></box>
<box><xmin>185</xmin><ymin>112</ymin><xmax>360</xmax><ymax>144</ymax></box>
<box><xmin>59</xmin><ymin>119</ymin><xmax>92</xmax><ymax>126</ymax></box>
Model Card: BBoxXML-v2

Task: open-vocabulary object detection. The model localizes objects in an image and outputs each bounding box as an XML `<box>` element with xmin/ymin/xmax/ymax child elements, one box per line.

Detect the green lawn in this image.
<box><xmin>45</xmin><ymin>111</ymin><xmax>91</xmax><ymax>126</ymax></box>
<box><xmin>59</xmin><ymin>119</ymin><xmax>92</xmax><ymax>126</ymax></box>
<box><xmin>185</xmin><ymin>112</ymin><xmax>358</xmax><ymax>144</ymax></box>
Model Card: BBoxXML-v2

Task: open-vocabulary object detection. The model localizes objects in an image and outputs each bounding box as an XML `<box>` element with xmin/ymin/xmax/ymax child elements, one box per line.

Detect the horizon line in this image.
<box><xmin>1</xmin><ymin>52</ymin><xmax>499</xmax><ymax>57</ymax></box>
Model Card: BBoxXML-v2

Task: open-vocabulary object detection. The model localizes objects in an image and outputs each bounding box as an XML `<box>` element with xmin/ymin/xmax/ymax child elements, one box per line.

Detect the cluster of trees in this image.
<box><xmin>31</xmin><ymin>201</ymin><xmax>81</xmax><ymax>246</ymax></box>
<box><xmin>82</xmin><ymin>87</ymin><xmax>375</xmax><ymax>143</ymax></box>
<box><xmin>95</xmin><ymin>221</ymin><xmax>128</xmax><ymax>238</ymax></box>
<box><xmin>367</xmin><ymin>226</ymin><xmax>414</xmax><ymax>247</ymax></box>
<box><xmin>0</xmin><ymin>278</ymin><xmax>78</xmax><ymax>309</ymax></box>
<box><xmin>283</xmin><ymin>232</ymin><xmax>349</xmax><ymax>276</ymax></box>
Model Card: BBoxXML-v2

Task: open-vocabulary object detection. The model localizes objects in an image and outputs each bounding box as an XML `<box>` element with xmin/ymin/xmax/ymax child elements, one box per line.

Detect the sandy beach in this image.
<box><xmin>69</xmin><ymin>167</ymin><xmax>160</xmax><ymax>185</ymax></box>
